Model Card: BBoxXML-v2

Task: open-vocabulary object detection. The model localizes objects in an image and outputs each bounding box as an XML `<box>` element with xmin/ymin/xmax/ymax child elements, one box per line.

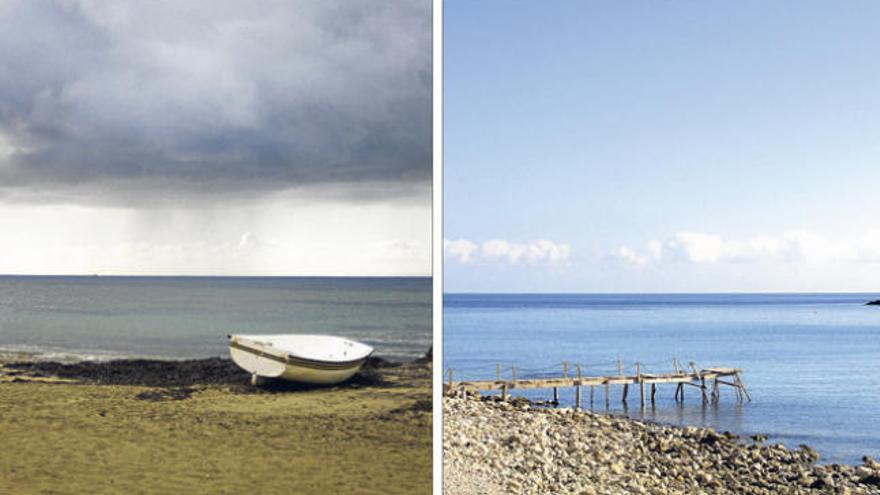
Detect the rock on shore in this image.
<box><xmin>444</xmin><ymin>397</ymin><xmax>880</xmax><ymax>495</ymax></box>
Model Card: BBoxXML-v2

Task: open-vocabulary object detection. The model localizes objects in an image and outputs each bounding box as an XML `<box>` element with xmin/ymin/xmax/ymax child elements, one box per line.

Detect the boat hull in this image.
<box><xmin>229</xmin><ymin>337</ymin><xmax>370</xmax><ymax>385</ymax></box>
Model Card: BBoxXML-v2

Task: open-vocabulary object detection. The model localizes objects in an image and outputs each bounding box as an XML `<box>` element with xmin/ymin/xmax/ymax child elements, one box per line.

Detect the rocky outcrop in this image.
<box><xmin>444</xmin><ymin>396</ymin><xmax>880</xmax><ymax>494</ymax></box>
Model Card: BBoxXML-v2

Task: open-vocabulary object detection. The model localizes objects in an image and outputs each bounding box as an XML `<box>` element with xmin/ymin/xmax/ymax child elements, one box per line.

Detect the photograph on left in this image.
<box><xmin>0</xmin><ymin>1</ymin><xmax>432</xmax><ymax>494</ymax></box>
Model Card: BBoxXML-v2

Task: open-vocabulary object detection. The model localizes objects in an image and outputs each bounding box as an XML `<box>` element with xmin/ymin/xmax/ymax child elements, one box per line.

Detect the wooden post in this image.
<box><xmin>736</xmin><ymin>372</ymin><xmax>752</xmax><ymax>402</ymax></box>
<box><xmin>651</xmin><ymin>383</ymin><xmax>657</xmax><ymax>404</ymax></box>
<box><xmin>712</xmin><ymin>378</ymin><xmax>719</xmax><ymax>403</ymax></box>
<box><xmin>553</xmin><ymin>387</ymin><xmax>559</xmax><ymax>404</ymax></box>
<box><xmin>689</xmin><ymin>362</ymin><xmax>708</xmax><ymax>404</ymax></box>
<box><xmin>496</xmin><ymin>363</ymin><xmax>501</xmax><ymax>382</ymax></box>
<box><xmin>637</xmin><ymin>362</ymin><xmax>645</xmax><ymax>409</ymax></box>
<box><xmin>590</xmin><ymin>385</ymin><xmax>595</xmax><ymax>408</ymax></box>
<box><xmin>447</xmin><ymin>368</ymin><xmax>453</xmax><ymax>391</ymax></box>
<box><xmin>604</xmin><ymin>382</ymin><xmax>610</xmax><ymax>408</ymax></box>
<box><xmin>622</xmin><ymin>383</ymin><xmax>629</xmax><ymax>404</ymax></box>
<box><xmin>501</xmin><ymin>383</ymin><xmax>509</xmax><ymax>401</ymax></box>
<box><xmin>576</xmin><ymin>364</ymin><xmax>582</xmax><ymax>381</ymax></box>
<box><xmin>575</xmin><ymin>384</ymin><xmax>582</xmax><ymax>410</ymax></box>
<box><xmin>511</xmin><ymin>365</ymin><xmax>517</xmax><ymax>388</ymax></box>
<box><xmin>617</xmin><ymin>358</ymin><xmax>623</xmax><ymax>376</ymax></box>
<box><xmin>563</xmin><ymin>361</ymin><xmax>568</xmax><ymax>378</ymax></box>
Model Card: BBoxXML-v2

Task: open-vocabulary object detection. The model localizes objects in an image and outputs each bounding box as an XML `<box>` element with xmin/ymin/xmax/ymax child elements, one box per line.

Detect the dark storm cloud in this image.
<box><xmin>0</xmin><ymin>0</ymin><xmax>431</xmax><ymax>204</ymax></box>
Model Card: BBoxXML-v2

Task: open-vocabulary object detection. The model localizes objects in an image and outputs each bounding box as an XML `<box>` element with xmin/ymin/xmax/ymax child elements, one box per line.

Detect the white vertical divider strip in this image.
<box><xmin>432</xmin><ymin>0</ymin><xmax>444</xmax><ymax>493</ymax></box>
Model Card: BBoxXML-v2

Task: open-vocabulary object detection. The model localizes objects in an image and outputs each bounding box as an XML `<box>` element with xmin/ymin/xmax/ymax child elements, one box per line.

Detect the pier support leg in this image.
<box><xmin>622</xmin><ymin>383</ymin><xmax>629</xmax><ymax>404</ymax></box>
<box><xmin>501</xmin><ymin>384</ymin><xmax>509</xmax><ymax>402</ymax></box>
<box><xmin>735</xmin><ymin>372</ymin><xmax>752</xmax><ymax>402</ymax></box>
<box><xmin>712</xmin><ymin>379</ymin><xmax>719</xmax><ymax>404</ymax></box>
<box><xmin>700</xmin><ymin>377</ymin><xmax>708</xmax><ymax>405</ymax></box>
<box><xmin>651</xmin><ymin>384</ymin><xmax>657</xmax><ymax>404</ymax></box>
<box><xmin>604</xmin><ymin>383</ymin><xmax>610</xmax><ymax>409</ymax></box>
<box><xmin>575</xmin><ymin>385</ymin><xmax>581</xmax><ymax>410</ymax></box>
<box><xmin>590</xmin><ymin>385</ymin><xmax>595</xmax><ymax>409</ymax></box>
<box><xmin>553</xmin><ymin>387</ymin><xmax>559</xmax><ymax>405</ymax></box>
<box><xmin>640</xmin><ymin>380</ymin><xmax>646</xmax><ymax>410</ymax></box>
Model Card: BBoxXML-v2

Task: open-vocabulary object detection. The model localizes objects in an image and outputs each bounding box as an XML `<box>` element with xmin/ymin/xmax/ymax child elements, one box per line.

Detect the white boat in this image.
<box><xmin>228</xmin><ymin>334</ymin><xmax>374</xmax><ymax>385</ymax></box>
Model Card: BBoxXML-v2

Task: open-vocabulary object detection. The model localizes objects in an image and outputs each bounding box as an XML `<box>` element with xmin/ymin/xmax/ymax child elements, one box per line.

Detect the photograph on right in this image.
<box><xmin>442</xmin><ymin>2</ymin><xmax>880</xmax><ymax>494</ymax></box>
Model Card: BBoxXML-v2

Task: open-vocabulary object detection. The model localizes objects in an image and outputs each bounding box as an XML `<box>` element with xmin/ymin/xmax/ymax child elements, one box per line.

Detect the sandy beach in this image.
<box><xmin>444</xmin><ymin>396</ymin><xmax>880</xmax><ymax>495</ymax></box>
<box><xmin>0</xmin><ymin>353</ymin><xmax>431</xmax><ymax>495</ymax></box>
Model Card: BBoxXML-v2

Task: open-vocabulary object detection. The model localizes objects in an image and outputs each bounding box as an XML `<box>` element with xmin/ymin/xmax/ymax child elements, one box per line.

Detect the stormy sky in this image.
<box><xmin>0</xmin><ymin>0</ymin><xmax>431</xmax><ymax>275</ymax></box>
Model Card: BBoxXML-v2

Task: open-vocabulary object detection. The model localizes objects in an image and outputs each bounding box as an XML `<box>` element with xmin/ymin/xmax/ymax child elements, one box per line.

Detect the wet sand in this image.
<box><xmin>0</xmin><ymin>353</ymin><xmax>431</xmax><ymax>495</ymax></box>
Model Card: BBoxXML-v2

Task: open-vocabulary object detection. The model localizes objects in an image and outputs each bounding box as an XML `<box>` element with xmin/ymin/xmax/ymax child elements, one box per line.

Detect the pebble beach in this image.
<box><xmin>444</xmin><ymin>396</ymin><xmax>880</xmax><ymax>495</ymax></box>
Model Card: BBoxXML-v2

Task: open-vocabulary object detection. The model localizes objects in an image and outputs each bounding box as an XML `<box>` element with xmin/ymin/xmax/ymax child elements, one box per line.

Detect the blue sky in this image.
<box><xmin>444</xmin><ymin>1</ymin><xmax>880</xmax><ymax>292</ymax></box>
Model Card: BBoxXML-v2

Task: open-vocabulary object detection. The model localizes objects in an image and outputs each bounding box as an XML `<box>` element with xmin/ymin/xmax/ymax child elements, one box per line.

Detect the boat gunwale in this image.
<box><xmin>228</xmin><ymin>339</ymin><xmax>372</xmax><ymax>371</ymax></box>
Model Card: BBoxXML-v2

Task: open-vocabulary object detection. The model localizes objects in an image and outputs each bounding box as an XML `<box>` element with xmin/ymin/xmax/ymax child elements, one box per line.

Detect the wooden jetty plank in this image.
<box><xmin>446</xmin><ymin>363</ymin><xmax>748</xmax><ymax>406</ymax></box>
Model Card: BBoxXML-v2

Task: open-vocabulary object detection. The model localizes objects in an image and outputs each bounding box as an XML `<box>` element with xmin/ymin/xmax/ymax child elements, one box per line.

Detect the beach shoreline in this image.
<box><xmin>0</xmin><ymin>352</ymin><xmax>432</xmax><ymax>495</ymax></box>
<box><xmin>444</xmin><ymin>396</ymin><xmax>880</xmax><ymax>495</ymax></box>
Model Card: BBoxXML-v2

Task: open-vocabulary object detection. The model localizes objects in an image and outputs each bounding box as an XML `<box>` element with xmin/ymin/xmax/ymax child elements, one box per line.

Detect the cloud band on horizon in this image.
<box><xmin>444</xmin><ymin>237</ymin><xmax>571</xmax><ymax>266</ymax></box>
<box><xmin>611</xmin><ymin>229</ymin><xmax>880</xmax><ymax>266</ymax></box>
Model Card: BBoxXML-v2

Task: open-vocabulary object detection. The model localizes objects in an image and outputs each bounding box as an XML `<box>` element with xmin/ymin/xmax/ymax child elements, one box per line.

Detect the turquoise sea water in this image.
<box><xmin>444</xmin><ymin>293</ymin><xmax>880</xmax><ymax>464</ymax></box>
<box><xmin>0</xmin><ymin>276</ymin><xmax>431</xmax><ymax>362</ymax></box>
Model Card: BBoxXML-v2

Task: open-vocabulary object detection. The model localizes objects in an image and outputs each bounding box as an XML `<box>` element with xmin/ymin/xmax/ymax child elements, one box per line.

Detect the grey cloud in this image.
<box><xmin>0</xmin><ymin>0</ymin><xmax>431</xmax><ymax>204</ymax></box>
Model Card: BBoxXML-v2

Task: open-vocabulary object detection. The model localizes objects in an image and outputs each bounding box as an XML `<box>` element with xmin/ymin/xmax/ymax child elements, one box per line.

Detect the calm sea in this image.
<box><xmin>0</xmin><ymin>276</ymin><xmax>431</xmax><ymax>362</ymax></box>
<box><xmin>444</xmin><ymin>293</ymin><xmax>880</xmax><ymax>464</ymax></box>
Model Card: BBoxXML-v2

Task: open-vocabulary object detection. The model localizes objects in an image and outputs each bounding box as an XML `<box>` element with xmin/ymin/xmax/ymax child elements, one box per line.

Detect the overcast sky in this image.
<box><xmin>0</xmin><ymin>0</ymin><xmax>431</xmax><ymax>276</ymax></box>
<box><xmin>445</xmin><ymin>1</ymin><xmax>880</xmax><ymax>292</ymax></box>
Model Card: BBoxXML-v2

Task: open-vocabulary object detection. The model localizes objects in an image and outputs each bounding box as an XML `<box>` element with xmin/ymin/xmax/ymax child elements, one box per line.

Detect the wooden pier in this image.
<box><xmin>444</xmin><ymin>360</ymin><xmax>750</xmax><ymax>409</ymax></box>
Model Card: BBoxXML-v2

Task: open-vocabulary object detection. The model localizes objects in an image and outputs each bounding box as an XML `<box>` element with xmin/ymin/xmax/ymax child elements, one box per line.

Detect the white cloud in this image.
<box><xmin>611</xmin><ymin>246</ymin><xmax>651</xmax><ymax>265</ymax></box>
<box><xmin>524</xmin><ymin>239</ymin><xmax>571</xmax><ymax>264</ymax></box>
<box><xmin>444</xmin><ymin>238</ymin><xmax>478</xmax><ymax>263</ymax></box>
<box><xmin>612</xmin><ymin>228</ymin><xmax>880</xmax><ymax>265</ymax></box>
<box><xmin>646</xmin><ymin>239</ymin><xmax>663</xmax><ymax>260</ymax></box>
<box><xmin>445</xmin><ymin>237</ymin><xmax>571</xmax><ymax>265</ymax></box>
<box><xmin>482</xmin><ymin>239</ymin><xmax>526</xmax><ymax>263</ymax></box>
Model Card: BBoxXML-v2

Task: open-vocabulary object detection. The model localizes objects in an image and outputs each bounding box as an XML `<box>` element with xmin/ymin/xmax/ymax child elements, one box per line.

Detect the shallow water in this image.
<box><xmin>0</xmin><ymin>276</ymin><xmax>431</xmax><ymax>362</ymax></box>
<box><xmin>444</xmin><ymin>293</ymin><xmax>880</xmax><ymax>464</ymax></box>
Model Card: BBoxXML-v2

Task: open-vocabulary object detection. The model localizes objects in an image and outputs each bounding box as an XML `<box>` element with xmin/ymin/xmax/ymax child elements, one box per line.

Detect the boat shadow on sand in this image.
<box><xmin>4</xmin><ymin>349</ymin><xmax>431</xmax><ymax>402</ymax></box>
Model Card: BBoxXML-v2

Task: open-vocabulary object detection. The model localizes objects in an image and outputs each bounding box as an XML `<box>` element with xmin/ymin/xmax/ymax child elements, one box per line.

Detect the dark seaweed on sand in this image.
<box><xmin>7</xmin><ymin>351</ymin><xmax>426</xmax><ymax>392</ymax></box>
<box><xmin>9</xmin><ymin>358</ymin><xmax>249</xmax><ymax>387</ymax></box>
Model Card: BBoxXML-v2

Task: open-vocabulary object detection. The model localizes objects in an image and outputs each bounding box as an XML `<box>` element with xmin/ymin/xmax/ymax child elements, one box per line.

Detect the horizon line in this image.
<box><xmin>443</xmin><ymin>290</ymin><xmax>880</xmax><ymax>295</ymax></box>
<box><xmin>0</xmin><ymin>273</ymin><xmax>432</xmax><ymax>279</ymax></box>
